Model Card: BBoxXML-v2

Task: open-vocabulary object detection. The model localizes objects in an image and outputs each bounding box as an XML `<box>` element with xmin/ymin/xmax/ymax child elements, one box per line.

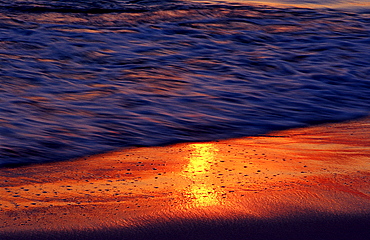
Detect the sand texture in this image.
<box><xmin>1</xmin><ymin>118</ymin><xmax>370</xmax><ymax>240</ymax></box>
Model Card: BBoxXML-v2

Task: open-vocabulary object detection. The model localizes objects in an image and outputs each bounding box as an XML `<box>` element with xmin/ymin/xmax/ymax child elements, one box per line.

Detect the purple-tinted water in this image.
<box><xmin>0</xmin><ymin>0</ymin><xmax>370</xmax><ymax>166</ymax></box>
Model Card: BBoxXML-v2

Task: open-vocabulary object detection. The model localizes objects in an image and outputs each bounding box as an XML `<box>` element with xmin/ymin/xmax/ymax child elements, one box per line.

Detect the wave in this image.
<box><xmin>0</xmin><ymin>0</ymin><xmax>370</xmax><ymax>166</ymax></box>
<box><xmin>0</xmin><ymin>0</ymin><xmax>186</xmax><ymax>13</ymax></box>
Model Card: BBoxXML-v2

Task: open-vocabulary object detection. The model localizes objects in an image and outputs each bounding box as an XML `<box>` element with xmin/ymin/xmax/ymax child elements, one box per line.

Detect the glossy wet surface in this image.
<box><xmin>1</xmin><ymin>118</ymin><xmax>369</xmax><ymax>239</ymax></box>
<box><xmin>1</xmin><ymin>0</ymin><xmax>370</xmax><ymax>165</ymax></box>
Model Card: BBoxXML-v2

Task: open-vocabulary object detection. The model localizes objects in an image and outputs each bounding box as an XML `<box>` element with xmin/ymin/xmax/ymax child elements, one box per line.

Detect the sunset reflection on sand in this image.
<box><xmin>181</xmin><ymin>143</ymin><xmax>225</xmax><ymax>208</ymax></box>
<box><xmin>1</xmin><ymin>118</ymin><xmax>370</xmax><ymax>237</ymax></box>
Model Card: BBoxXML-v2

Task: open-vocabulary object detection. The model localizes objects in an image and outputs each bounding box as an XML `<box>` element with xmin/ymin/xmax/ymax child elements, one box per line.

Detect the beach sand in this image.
<box><xmin>1</xmin><ymin>117</ymin><xmax>370</xmax><ymax>240</ymax></box>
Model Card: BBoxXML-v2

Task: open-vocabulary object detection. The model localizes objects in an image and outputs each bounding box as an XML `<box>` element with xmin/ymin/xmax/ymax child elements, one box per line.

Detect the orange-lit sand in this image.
<box><xmin>1</xmin><ymin>118</ymin><xmax>370</xmax><ymax>239</ymax></box>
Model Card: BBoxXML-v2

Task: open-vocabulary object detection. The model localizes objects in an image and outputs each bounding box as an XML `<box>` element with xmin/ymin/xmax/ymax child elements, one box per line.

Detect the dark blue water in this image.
<box><xmin>0</xmin><ymin>0</ymin><xmax>370</xmax><ymax>166</ymax></box>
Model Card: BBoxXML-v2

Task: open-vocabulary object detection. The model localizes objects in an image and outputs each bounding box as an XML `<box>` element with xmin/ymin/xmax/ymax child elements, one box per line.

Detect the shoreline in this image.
<box><xmin>1</xmin><ymin>117</ymin><xmax>370</xmax><ymax>239</ymax></box>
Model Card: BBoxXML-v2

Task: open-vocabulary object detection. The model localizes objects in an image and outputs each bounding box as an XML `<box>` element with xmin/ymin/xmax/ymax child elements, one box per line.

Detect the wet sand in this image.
<box><xmin>1</xmin><ymin>117</ymin><xmax>370</xmax><ymax>240</ymax></box>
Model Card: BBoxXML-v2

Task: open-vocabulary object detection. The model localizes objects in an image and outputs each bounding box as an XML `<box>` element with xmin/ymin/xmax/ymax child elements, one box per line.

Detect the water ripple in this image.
<box><xmin>0</xmin><ymin>1</ymin><xmax>370</xmax><ymax>165</ymax></box>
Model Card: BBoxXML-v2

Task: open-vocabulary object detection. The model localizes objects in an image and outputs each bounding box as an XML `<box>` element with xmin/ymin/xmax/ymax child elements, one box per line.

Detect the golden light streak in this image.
<box><xmin>181</xmin><ymin>143</ymin><xmax>225</xmax><ymax>208</ymax></box>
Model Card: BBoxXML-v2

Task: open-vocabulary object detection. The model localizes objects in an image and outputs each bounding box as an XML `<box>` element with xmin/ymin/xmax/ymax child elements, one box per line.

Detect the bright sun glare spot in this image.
<box><xmin>181</xmin><ymin>143</ymin><xmax>224</xmax><ymax>207</ymax></box>
<box><xmin>183</xmin><ymin>143</ymin><xmax>217</xmax><ymax>174</ymax></box>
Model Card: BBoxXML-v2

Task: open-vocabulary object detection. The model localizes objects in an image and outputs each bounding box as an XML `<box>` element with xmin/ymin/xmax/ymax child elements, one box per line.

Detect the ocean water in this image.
<box><xmin>0</xmin><ymin>0</ymin><xmax>369</xmax><ymax>166</ymax></box>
